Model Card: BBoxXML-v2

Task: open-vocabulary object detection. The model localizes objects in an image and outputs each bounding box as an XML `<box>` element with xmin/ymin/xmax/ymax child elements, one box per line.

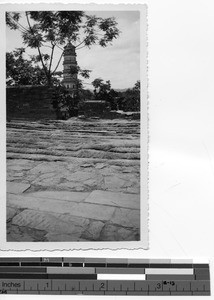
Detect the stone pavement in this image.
<box><xmin>6</xmin><ymin>119</ymin><xmax>140</xmax><ymax>242</ymax></box>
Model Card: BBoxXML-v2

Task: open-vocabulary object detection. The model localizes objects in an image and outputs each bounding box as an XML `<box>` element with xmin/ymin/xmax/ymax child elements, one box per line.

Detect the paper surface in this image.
<box><xmin>0</xmin><ymin>3</ymin><xmax>148</xmax><ymax>251</ymax></box>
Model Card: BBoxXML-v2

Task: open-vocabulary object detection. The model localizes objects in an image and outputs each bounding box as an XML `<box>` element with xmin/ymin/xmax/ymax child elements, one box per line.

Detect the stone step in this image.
<box><xmin>7</xmin><ymin>182</ymin><xmax>31</xmax><ymax>194</ymax></box>
<box><xmin>7</xmin><ymin>150</ymin><xmax>140</xmax><ymax>161</ymax></box>
<box><xmin>84</xmin><ymin>190</ymin><xmax>140</xmax><ymax>210</ymax></box>
<box><xmin>7</xmin><ymin>122</ymin><xmax>140</xmax><ymax>128</ymax></box>
<box><xmin>7</xmin><ymin>135</ymin><xmax>140</xmax><ymax>142</ymax></box>
<box><xmin>7</xmin><ymin>145</ymin><xmax>140</xmax><ymax>155</ymax></box>
<box><xmin>7</xmin><ymin>193</ymin><xmax>116</xmax><ymax>221</ymax></box>
<box><xmin>7</xmin><ymin>190</ymin><xmax>140</xmax><ymax>229</ymax></box>
<box><xmin>7</xmin><ymin>156</ymin><xmax>139</xmax><ymax>166</ymax></box>
<box><xmin>7</xmin><ymin>139</ymin><xmax>140</xmax><ymax>147</ymax></box>
<box><xmin>7</xmin><ymin>120</ymin><xmax>139</xmax><ymax>126</ymax></box>
<box><xmin>7</xmin><ymin>119</ymin><xmax>141</xmax><ymax>242</ymax></box>
<box><xmin>7</xmin><ymin>127</ymin><xmax>140</xmax><ymax>134</ymax></box>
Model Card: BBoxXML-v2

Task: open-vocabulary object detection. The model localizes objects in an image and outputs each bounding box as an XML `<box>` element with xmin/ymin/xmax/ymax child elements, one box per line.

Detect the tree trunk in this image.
<box><xmin>47</xmin><ymin>74</ymin><xmax>53</xmax><ymax>87</ymax></box>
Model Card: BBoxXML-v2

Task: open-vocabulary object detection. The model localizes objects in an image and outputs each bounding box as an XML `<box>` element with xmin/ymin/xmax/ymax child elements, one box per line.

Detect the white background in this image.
<box><xmin>1</xmin><ymin>0</ymin><xmax>214</xmax><ymax>299</ymax></box>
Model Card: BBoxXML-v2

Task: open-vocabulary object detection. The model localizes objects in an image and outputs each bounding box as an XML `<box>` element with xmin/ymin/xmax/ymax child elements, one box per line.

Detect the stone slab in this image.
<box><xmin>26</xmin><ymin>191</ymin><xmax>90</xmax><ymax>202</ymax></box>
<box><xmin>7</xmin><ymin>207</ymin><xmax>18</xmax><ymax>221</ymax></box>
<box><xmin>7</xmin><ymin>224</ymin><xmax>40</xmax><ymax>242</ymax></box>
<box><xmin>95</xmin><ymin>163</ymin><xmax>107</xmax><ymax>169</ymax></box>
<box><xmin>66</xmin><ymin>171</ymin><xmax>97</xmax><ymax>182</ymax></box>
<box><xmin>7</xmin><ymin>193</ymin><xmax>77</xmax><ymax>214</ymax></box>
<box><xmin>31</xmin><ymin>176</ymin><xmax>62</xmax><ymax>186</ymax></box>
<box><xmin>12</xmin><ymin>210</ymin><xmax>89</xmax><ymax>237</ymax></box>
<box><xmin>29</xmin><ymin>162</ymin><xmax>67</xmax><ymax>174</ymax></box>
<box><xmin>127</xmin><ymin>187</ymin><xmax>140</xmax><ymax>194</ymax></box>
<box><xmin>8</xmin><ymin>193</ymin><xmax>115</xmax><ymax>222</ymax></box>
<box><xmin>84</xmin><ymin>190</ymin><xmax>140</xmax><ymax>210</ymax></box>
<box><xmin>104</xmin><ymin>176</ymin><xmax>126</xmax><ymax>191</ymax></box>
<box><xmin>44</xmin><ymin>233</ymin><xmax>89</xmax><ymax>242</ymax></box>
<box><xmin>81</xmin><ymin>221</ymin><xmax>105</xmax><ymax>240</ymax></box>
<box><xmin>100</xmin><ymin>224</ymin><xmax>138</xmax><ymax>241</ymax></box>
<box><xmin>7</xmin><ymin>182</ymin><xmax>30</xmax><ymax>194</ymax></box>
<box><xmin>110</xmin><ymin>207</ymin><xmax>140</xmax><ymax>228</ymax></box>
<box><xmin>67</xmin><ymin>202</ymin><xmax>115</xmax><ymax>221</ymax></box>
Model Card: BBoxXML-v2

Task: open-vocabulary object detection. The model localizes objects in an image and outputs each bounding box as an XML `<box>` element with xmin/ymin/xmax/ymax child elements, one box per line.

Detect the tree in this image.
<box><xmin>92</xmin><ymin>78</ymin><xmax>111</xmax><ymax>99</ymax></box>
<box><xmin>6</xmin><ymin>48</ymin><xmax>49</xmax><ymax>86</ymax></box>
<box><xmin>121</xmin><ymin>80</ymin><xmax>140</xmax><ymax>111</ymax></box>
<box><xmin>92</xmin><ymin>78</ymin><xmax>119</xmax><ymax>109</ymax></box>
<box><xmin>79</xmin><ymin>88</ymin><xmax>94</xmax><ymax>100</ymax></box>
<box><xmin>133</xmin><ymin>80</ymin><xmax>140</xmax><ymax>92</ymax></box>
<box><xmin>6</xmin><ymin>11</ymin><xmax>120</xmax><ymax>86</ymax></box>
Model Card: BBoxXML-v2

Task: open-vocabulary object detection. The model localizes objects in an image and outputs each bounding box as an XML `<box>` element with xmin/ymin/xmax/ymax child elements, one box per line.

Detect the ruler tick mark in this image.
<box><xmin>0</xmin><ymin>258</ymin><xmax>210</xmax><ymax>295</ymax></box>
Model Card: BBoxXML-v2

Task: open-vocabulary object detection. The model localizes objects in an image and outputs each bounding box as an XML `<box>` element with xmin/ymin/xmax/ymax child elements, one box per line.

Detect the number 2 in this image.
<box><xmin>100</xmin><ymin>283</ymin><xmax>105</xmax><ymax>289</ymax></box>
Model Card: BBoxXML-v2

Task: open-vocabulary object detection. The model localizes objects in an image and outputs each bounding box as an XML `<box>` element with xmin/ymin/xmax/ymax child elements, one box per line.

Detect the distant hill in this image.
<box><xmin>84</xmin><ymin>88</ymin><xmax>130</xmax><ymax>93</ymax></box>
<box><xmin>114</xmin><ymin>88</ymin><xmax>129</xmax><ymax>92</ymax></box>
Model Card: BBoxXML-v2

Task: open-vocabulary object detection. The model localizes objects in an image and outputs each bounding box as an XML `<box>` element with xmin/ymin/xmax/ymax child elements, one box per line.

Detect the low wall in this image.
<box><xmin>105</xmin><ymin>110</ymin><xmax>140</xmax><ymax>120</ymax></box>
<box><xmin>80</xmin><ymin>100</ymin><xmax>140</xmax><ymax>120</ymax></box>
<box><xmin>6</xmin><ymin>86</ymin><xmax>57</xmax><ymax>120</ymax></box>
<box><xmin>80</xmin><ymin>100</ymin><xmax>110</xmax><ymax>118</ymax></box>
<box><xmin>6</xmin><ymin>87</ymin><xmax>140</xmax><ymax>121</ymax></box>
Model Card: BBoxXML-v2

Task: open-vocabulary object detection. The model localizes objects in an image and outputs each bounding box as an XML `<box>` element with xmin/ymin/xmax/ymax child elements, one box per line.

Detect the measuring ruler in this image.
<box><xmin>0</xmin><ymin>258</ymin><xmax>210</xmax><ymax>295</ymax></box>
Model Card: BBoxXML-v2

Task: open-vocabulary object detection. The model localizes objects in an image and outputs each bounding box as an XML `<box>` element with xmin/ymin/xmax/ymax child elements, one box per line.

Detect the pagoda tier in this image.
<box><xmin>62</xmin><ymin>42</ymin><xmax>78</xmax><ymax>91</ymax></box>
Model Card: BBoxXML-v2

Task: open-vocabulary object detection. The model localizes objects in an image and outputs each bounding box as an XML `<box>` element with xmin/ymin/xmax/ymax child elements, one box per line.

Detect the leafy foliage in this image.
<box><xmin>91</xmin><ymin>78</ymin><xmax>140</xmax><ymax>112</ymax></box>
<box><xmin>120</xmin><ymin>80</ymin><xmax>140</xmax><ymax>111</ymax></box>
<box><xmin>6</xmin><ymin>11</ymin><xmax>120</xmax><ymax>86</ymax></box>
<box><xmin>6</xmin><ymin>48</ymin><xmax>49</xmax><ymax>86</ymax></box>
<box><xmin>92</xmin><ymin>78</ymin><xmax>111</xmax><ymax>99</ymax></box>
<box><xmin>6</xmin><ymin>12</ymin><xmax>20</xmax><ymax>30</ymax></box>
<box><xmin>92</xmin><ymin>78</ymin><xmax>118</xmax><ymax>110</ymax></box>
<box><xmin>52</xmin><ymin>79</ymin><xmax>86</xmax><ymax>119</ymax></box>
<box><xmin>52</xmin><ymin>85</ymin><xmax>78</xmax><ymax>119</ymax></box>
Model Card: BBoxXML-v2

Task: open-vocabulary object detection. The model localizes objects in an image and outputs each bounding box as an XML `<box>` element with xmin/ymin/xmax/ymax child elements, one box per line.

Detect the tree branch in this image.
<box><xmin>42</xmin><ymin>44</ymin><xmax>53</xmax><ymax>49</ymax></box>
<box><xmin>48</xmin><ymin>44</ymin><xmax>55</xmax><ymax>74</ymax></box>
<box><xmin>56</xmin><ymin>44</ymin><xmax>64</xmax><ymax>51</ymax></box>
<box><xmin>25</xmin><ymin>12</ymin><xmax>48</xmax><ymax>79</ymax></box>
<box><xmin>15</xmin><ymin>27</ymin><xmax>26</xmax><ymax>35</ymax></box>
<box><xmin>75</xmin><ymin>37</ymin><xmax>87</xmax><ymax>48</ymax></box>
<box><xmin>82</xmin><ymin>82</ymin><xmax>93</xmax><ymax>85</ymax></box>
<box><xmin>7</xmin><ymin>14</ymin><xmax>29</xmax><ymax>33</ymax></box>
<box><xmin>76</xmin><ymin>44</ymin><xmax>89</xmax><ymax>51</ymax></box>
<box><xmin>25</xmin><ymin>12</ymin><xmax>32</xmax><ymax>32</ymax></box>
<box><xmin>7</xmin><ymin>16</ymin><xmax>26</xmax><ymax>34</ymax></box>
<box><xmin>16</xmin><ymin>20</ymin><xmax>29</xmax><ymax>33</ymax></box>
<box><xmin>52</xmin><ymin>51</ymin><xmax>64</xmax><ymax>74</ymax></box>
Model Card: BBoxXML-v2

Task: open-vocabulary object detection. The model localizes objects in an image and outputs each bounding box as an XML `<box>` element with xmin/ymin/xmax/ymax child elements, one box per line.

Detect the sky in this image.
<box><xmin>6</xmin><ymin>10</ymin><xmax>141</xmax><ymax>89</ymax></box>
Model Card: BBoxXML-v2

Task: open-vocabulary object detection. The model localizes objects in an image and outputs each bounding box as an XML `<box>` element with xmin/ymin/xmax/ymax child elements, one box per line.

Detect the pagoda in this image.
<box><xmin>62</xmin><ymin>42</ymin><xmax>78</xmax><ymax>95</ymax></box>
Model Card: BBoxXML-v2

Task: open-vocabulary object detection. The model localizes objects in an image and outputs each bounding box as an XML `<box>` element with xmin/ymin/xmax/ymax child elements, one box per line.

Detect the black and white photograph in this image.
<box><xmin>2</xmin><ymin>0</ymin><xmax>214</xmax><ymax>297</ymax></box>
<box><xmin>2</xmin><ymin>4</ymin><xmax>148</xmax><ymax>248</ymax></box>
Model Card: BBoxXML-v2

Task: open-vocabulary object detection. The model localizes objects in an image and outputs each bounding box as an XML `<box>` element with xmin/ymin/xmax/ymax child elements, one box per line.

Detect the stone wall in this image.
<box><xmin>81</xmin><ymin>100</ymin><xmax>140</xmax><ymax>119</ymax></box>
<box><xmin>7</xmin><ymin>86</ymin><xmax>56</xmax><ymax>120</ymax></box>
<box><xmin>80</xmin><ymin>100</ymin><xmax>110</xmax><ymax>118</ymax></box>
